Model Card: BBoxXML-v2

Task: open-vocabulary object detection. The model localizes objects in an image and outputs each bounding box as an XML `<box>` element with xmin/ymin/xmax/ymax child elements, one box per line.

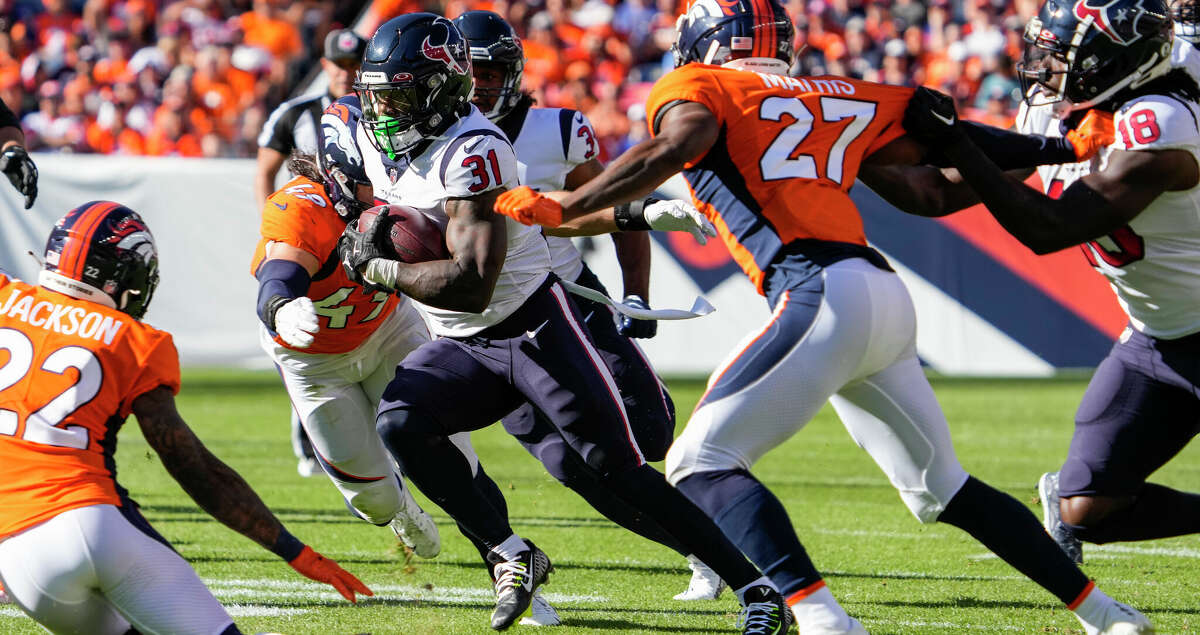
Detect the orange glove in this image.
<box><xmin>289</xmin><ymin>545</ymin><xmax>374</xmax><ymax>603</ymax></box>
<box><xmin>494</xmin><ymin>186</ymin><xmax>564</xmax><ymax>227</ymax></box>
<box><xmin>1066</xmin><ymin>109</ymin><xmax>1115</xmax><ymax>161</ymax></box>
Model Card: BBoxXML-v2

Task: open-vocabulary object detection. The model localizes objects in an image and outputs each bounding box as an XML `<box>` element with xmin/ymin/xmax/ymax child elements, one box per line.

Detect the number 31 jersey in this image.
<box><xmin>645</xmin><ymin>63</ymin><xmax>913</xmax><ymax>293</ymax></box>
<box><xmin>0</xmin><ymin>272</ymin><xmax>180</xmax><ymax>540</ymax></box>
<box><xmin>1018</xmin><ymin>94</ymin><xmax>1200</xmax><ymax>339</ymax></box>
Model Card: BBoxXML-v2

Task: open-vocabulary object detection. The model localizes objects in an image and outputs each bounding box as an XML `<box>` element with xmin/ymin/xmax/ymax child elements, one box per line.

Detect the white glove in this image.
<box><xmin>275</xmin><ymin>296</ymin><xmax>319</xmax><ymax>348</ymax></box>
<box><xmin>642</xmin><ymin>199</ymin><xmax>717</xmax><ymax>245</ymax></box>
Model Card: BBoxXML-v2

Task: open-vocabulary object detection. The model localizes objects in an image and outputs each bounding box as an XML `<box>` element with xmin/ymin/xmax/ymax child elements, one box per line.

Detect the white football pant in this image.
<box><xmin>0</xmin><ymin>504</ymin><xmax>233</xmax><ymax>635</ymax></box>
<box><xmin>666</xmin><ymin>258</ymin><xmax>969</xmax><ymax>523</ymax></box>
<box><xmin>264</xmin><ymin>300</ymin><xmax>479</xmax><ymax>525</ymax></box>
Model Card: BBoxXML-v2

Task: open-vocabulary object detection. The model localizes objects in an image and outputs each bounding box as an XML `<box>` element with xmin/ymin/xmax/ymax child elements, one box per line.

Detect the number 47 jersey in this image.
<box><xmin>0</xmin><ymin>272</ymin><xmax>181</xmax><ymax>541</ymax></box>
<box><xmin>1018</xmin><ymin>93</ymin><xmax>1200</xmax><ymax>339</ymax></box>
<box><xmin>645</xmin><ymin>63</ymin><xmax>913</xmax><ymax>293</ymax></box>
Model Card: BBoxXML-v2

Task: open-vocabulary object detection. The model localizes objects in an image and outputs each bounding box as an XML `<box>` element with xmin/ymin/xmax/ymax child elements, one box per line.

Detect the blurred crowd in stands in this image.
<box><xmin>3</xmin><ymin>0</ymin><xmax>1036</xmax><ymax>160</ymax></box>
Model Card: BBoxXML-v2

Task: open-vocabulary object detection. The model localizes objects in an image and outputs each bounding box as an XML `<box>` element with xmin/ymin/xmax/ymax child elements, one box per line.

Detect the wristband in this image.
<box><xmin>613</xmin><ymin>197</ymin><xmax>658</xmax><ymax>231</ymax></box>
<box><xmin>261</xmin><ymin>295</ymin><xmax>289</xmax><ymax>331</ymax></box>
<box><xmin>270</xmin><ymin>527</ymin><xmax>306</xmax><ymax>562</ymax></box>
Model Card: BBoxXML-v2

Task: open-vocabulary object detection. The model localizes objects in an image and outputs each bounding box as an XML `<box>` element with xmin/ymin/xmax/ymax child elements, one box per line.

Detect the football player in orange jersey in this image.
<box><xmin>0</xmin><ymin>201</ymin><xmax>370</xmax><ymax>635</ymax></box>
<box><xmin>495</xmin><ymin>1</ymin><xmax>1151</xmax><ymax>632</ymax></box>
<box><xmin>252</xmin><ymin>98</ymin><xmax>453</xmax><ymax>559</ymax></box>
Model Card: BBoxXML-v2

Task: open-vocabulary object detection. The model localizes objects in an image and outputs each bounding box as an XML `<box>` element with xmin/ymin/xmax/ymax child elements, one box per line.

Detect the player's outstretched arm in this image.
<box><xmin>496</xmin><ymin>102</ymin><xmax>720</xmax><ymax>231</ymax></box>
<box><xmin>350</xmin><ymin>189</ymin><xmax>508</xmax><ymax>313</ymax></box>
<box><xmin>907</xmin><ymin>88</ymin><xmax>1197</xmax><ymax>254</ymax></box>
<box><xmin>132</xmin><ymin>387</ymin><xmax>373</xmax><ymax>603</ymax></box>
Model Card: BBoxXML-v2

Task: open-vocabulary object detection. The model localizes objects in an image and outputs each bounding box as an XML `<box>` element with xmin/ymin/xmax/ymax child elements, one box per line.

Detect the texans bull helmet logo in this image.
<box><xmin>1073</xmin><ymin>0</ymin><xmax>1157</xmax><ymax>45</ymax></box>
<box><xmin>421</xmin><ymin>22</ymin><xmax>469</xmax><ymax>76</ymax></box>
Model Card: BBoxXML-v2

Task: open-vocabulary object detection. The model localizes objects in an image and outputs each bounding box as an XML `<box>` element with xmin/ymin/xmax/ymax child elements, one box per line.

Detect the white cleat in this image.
<box><xmin>673</xmin><ymin>555</ymin><xmax>727</xmax><ymax>600</ymax></box>
<box><xmin>519</xmin><ymin>590</ymin><xmax>562</xmax><ymax>626</ymax></box>
<box><xmin>390</xmin><ymin>478</ymin><xmax>441</xmax><ymax>558</ymax></box>
<box><xmin>1078</xmin><ymin>601</ymin><xmax>1155</xmax><ymax>635</ymax></box>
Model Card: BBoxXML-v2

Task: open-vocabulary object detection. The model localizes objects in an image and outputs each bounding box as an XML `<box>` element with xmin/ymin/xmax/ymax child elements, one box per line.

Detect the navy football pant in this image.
<box><xmin>1059</xmin><ymin>328</ymin><xmax>1200</xmax><ymax>542</ymax></box>
<box><xmin>377</xmin><ymin>278</ymin><xmax>764</xmax><ymax>588</ymax></box>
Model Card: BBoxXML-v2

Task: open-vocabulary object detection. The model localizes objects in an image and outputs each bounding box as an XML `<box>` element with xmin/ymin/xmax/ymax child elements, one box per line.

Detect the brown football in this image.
<box><xmin>355</xmin><ymin>204</ymin><xmax>449</xmax><ymax>264</ymax></box>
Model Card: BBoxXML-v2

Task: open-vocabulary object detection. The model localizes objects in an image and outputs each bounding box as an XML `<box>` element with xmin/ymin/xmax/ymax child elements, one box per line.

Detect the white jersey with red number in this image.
<box><xmin>513</xmin><ymin>107</ymin><xmax>600</xmax><ymax>283</ymax></box>
<box><xmin>1017</xmin><ymin>92</ymin><xmax>1200</xmax><ymax>339</ymax></box>
<box><xmin>359</xmin><ymin>106</ymin><xmax>551</xmax><ymax>337</ymax></box>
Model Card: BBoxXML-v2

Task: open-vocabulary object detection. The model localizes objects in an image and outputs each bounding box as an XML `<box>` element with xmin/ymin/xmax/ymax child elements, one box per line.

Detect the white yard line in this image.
<box><xmin>868</xmin><ymin>619</ymin><xmax>1025</xmax><ymax>631</ymax></box>
<box><xmin>968</xmin><ymin>543</ymin><xmax>1200</xmax><ymax>561</ymax></box>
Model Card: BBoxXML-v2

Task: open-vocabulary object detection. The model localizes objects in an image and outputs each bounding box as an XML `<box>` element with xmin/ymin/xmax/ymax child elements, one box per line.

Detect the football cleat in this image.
<box><xmin>1077</xmin><ymin>601</ymin><xmax>1155</xmax><ymax>635</ymax></box>
<box><xmin>488</xmin><ymin>541</ymin><xmax>553</xmax><ymax>630</ymax></box>
<box><xmin>674</xmin><ymin>555</ymin><xmax>726</xmax><ymax>601</ymax></box>
<box><xmin>1039</xmin><ymin>472</ymin><xmax>1084</xmax><ymax>564</ymax></box>
<box><xmin>518</xmin><ymin>589</ymin><xmax>562</xmax><ymax>627</ymax></box>
<box><xmin>737</xmin><ymin>585</ymin><xmax>792</xmax><ymax>635</ymax></box>
<box><xmin>390</xmin><ymin>477</ymin><xmax>441</xmax><ymax>558</ymax></box>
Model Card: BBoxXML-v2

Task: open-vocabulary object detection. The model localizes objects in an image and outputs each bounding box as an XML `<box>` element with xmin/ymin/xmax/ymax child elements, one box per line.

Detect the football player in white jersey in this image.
<box><xmin>451</xmin><ymin>9</ymin><xmax>725</xmax><ymax>604</ymax></box>
<box><xmin>892</xmin><ymin>0</ymin><xmax>1200</xmax><ymax>576</ymax></box>
<box><xmin>338</xmin><ymin>13</ymin><xmax>790</xmax><ymax>634</ymax></box>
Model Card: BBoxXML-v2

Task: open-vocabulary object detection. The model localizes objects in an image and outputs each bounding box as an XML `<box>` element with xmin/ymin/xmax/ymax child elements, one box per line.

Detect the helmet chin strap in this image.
<box><xmin>722</xmin><ymin>57</ymin><xmax>789</xmax><ymax>75</ymax></box>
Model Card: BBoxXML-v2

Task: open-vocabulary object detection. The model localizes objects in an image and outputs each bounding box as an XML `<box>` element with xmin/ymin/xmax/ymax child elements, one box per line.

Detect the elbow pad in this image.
<box><xmin>256</xmin><ymin>259</ymin><xmax>312</xmax><ymax>330</ymax></box>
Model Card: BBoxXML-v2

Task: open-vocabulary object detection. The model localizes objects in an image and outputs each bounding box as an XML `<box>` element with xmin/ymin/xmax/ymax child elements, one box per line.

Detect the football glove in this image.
<box><xmin>1065</xmin><ymin>109</ymin><xmax>1115</xmax><ymax>161</ymax></box>
<box><xmin>272</xmin><ymin>296</ymin><xmax>319</xmax><ymax>348</ymax></box>
<box><xmin>288</xmin><ymin>545</ymin><xmax>373</xmax><ymax>603</ymax></box>
<box><xmin>0</xmin><ymin>146</ymin><xmax>37</xmax><ymax>209</ymax></box>
<box><xmin>494</xmin><ymin>186</ymin><xmax>564</xmax><ymax>226</ymax></box>
<box><xmin>642</xmin><ymin>199</ymin><xmax>716</xmax><ymax>245</ymax></box>
<box><xmin>617</xmin><ymin>295</ymin><xmax>657</xmax><ymax>338</ymax></box>
<box><xmin>338</xmin><ymin>213</ymin><xmax>392</xmax><ymax>294</ymax></box>
<box><xmin>902</xmin><ymin>87</ymin><xmax>960</xmax><ymax>147</ymax></box>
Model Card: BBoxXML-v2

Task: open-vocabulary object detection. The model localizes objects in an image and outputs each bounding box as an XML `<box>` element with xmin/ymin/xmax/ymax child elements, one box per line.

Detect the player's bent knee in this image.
<box><xmin>346</xmin><ymin>481</ymin><xmax>403</xmax><ymax>526</ymax></box>
<box><xmin>376</xmin><ymin>407</ymin><xmax>440</xmax><ymax>447</ymax></box>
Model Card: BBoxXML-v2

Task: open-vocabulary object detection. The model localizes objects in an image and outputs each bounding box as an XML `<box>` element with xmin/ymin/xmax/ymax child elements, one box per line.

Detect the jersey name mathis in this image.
<box><xmin>755</xmin><ymin>73</ymin><xmax>858</xmax><ymax>96</ymax></box>
<box><xmin>0</xmin><ymin>289</ymin><xmax>125</xmax><ymax>345</ymax></box>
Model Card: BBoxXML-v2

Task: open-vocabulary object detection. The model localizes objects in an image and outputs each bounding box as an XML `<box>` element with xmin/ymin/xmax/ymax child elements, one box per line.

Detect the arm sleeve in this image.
<box><xmin>0</xmin><ymin>98</ymin><xmax>18</xmax><ymax>130</ymax></box>
<box><xmin>120</xmin><ymin>331</ymin><xmax>182</xmax><ymax>418</ymax></box>
<box><xmin>921</xmin><ymin>121</ymin><xmax>1078</xmax><ymax>170</ymax></box>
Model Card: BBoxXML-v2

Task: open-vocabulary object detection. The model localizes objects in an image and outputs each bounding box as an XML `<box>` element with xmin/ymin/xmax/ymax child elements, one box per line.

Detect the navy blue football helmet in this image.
<box><xmin>1018</xmin><ymin>0</ymin><xmax>1173</xmax><ymax>108</ymax></box>
<box><xmin>672</xmin><ymin>0</ymin><xmax>795</xmax><ymax>74</ymax></box>
<box><xmin>452</xmin><ymin>10</ymin><xmax>524</xmax><ymax>122</ymax></box>
<box><xmin>40</xmin><ymin>201</ymin><xmax>159</xmax><ymax>319</ymax></box>
<box><xmin>319</xmin><ymin>95</ymin><xmax>373</xmax><ymax>220</ymax></box>
<box><xmin>355</xmin><ymin>13</ymin><xmax>474</xmax><ymax>159</ymax></box>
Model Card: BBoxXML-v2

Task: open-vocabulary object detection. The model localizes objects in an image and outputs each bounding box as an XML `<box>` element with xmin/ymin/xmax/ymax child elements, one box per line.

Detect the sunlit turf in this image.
<box><xmin>2</xmin><ymin>371</ymin><xmax>1197</xmax><ymax>634</ymax></box>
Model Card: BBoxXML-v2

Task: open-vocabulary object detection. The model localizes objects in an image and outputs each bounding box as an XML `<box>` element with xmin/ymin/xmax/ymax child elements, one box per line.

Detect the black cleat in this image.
<box><xmin>737</xmin><ymin>585</ymin><xmax>793</xmax><ymax>635</ymax></box>
<box><xmin>1039</xmin><ymin>472</ymin><xmax>1084</xmax><ymax>564</ymax></box>
<box><xmin>487</xmin><ymin>540</ymin><xmax>553</xmax><ymax>630</ymax></box>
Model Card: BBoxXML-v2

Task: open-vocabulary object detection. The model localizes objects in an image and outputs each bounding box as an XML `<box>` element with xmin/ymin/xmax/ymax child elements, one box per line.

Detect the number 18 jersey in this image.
<box><xmin>645</xmin><ymin>64</ymin><xmax>913</xmax><ymax>293</ymax></box>
<box><xmin>1018</xmin><ymin>92</ymin><xmax>1200</xmax><ymax>339</ymax></box>
<box><xmin>0</xmin><ymin>273</ymin><xmax>180</xmax><ymax>540</ymax></box>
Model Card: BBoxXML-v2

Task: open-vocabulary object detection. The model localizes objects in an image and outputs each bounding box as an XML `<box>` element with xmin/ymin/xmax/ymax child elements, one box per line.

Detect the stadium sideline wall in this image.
<box><xmin>0</xmin><ymin>155</ymin><xmax>1123</xmax><ymax>375</ymax></box>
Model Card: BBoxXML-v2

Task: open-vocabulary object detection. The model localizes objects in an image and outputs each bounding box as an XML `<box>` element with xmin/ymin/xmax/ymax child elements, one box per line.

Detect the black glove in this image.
<box><xmin>617</xmin><ymin>295</ymin><xmax>657</xmax><ymax>339</ymax></box>
<box><xmin>0</xmin><ymin>146</ymin><xmax>37</xmax><ymax>209</ymax></box>
<box><xmin>902</xmin><ymin>87</ymin><xmax>960</xmax><ymax>148</ymax></box>
<box><xmin>337</xmin><ymin>214</ymin><xmax>392</xmax><ymax>294</ymax></box>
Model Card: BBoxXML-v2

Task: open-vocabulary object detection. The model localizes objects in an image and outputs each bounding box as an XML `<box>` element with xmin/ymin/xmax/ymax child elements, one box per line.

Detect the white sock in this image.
<box><xmin>734</xmin><ymin>576</ymin><xmax>774</xmax><ymax>605</ymax></box>
<box><xmin>1071</xmin><ymin>583</ymin><xmax>1112</xmax><ymax>635</ymax></box>
<box><xmin>490</xmin><ymin>534</ymin><xmax>527</xmax><ymax>562</ymax></box>
<box><xmin>791</xmin><ymin>585</ymin><xmax>853</xmax><ymax>631</ymax></box>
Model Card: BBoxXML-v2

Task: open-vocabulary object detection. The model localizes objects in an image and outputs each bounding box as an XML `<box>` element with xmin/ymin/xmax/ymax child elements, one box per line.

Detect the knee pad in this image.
<box><xmin>345</xmin><ymin>479</ymin><xmax>403</xmax><ymax>526</ymax></box>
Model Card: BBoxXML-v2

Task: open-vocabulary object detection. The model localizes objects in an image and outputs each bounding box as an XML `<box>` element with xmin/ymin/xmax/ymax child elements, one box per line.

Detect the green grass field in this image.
<box><xmin>4</xmin><ymin>370</ymin><xmax>1198</xmax><ymax>634</ymax></box>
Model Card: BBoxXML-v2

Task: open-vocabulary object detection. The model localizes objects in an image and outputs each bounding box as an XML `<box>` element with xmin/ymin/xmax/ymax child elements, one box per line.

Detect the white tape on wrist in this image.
<box><xmin>560</xmin><ymin>280</ymin><xmax>715</xmax><ymax>320</ymax></box>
